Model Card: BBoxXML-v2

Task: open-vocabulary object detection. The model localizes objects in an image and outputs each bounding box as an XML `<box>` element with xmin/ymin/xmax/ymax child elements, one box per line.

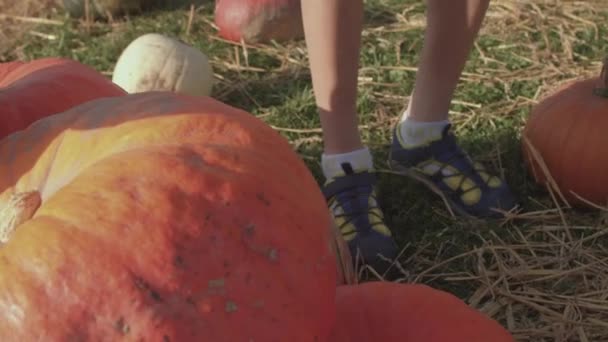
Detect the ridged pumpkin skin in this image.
<box><xmin>112</xmin><ymin>33</ymin><xmax>215</xmax><ymax>97</ymax></box>
<box><xmin>0</xmin><ymin>57</ymin><xmax>126</xmax><ymax>139</ymax></box>
<box><xmin>0</xmin><ymin>92</ymin><xmax>337</xmax><ymax>341</ymax></box>
<box><xmin>330</xmin><ymin>282</ymin><xmax>515</xmax><ymax>342</ymax></box>
<box><xmin>522</xmin><ymin>62</ymin><xmax>608</xmax><ymax>207</ymax></box>
<box><xmin>214</xmin><ymin>0</ymin><xmax>303</xmax><ymax>43</ymax></box>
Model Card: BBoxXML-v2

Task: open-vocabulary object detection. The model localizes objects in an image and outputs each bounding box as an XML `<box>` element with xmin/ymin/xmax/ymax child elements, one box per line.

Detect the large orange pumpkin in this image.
<box><xmin>522</xmin><ymin>58</ymin><xmax>608</xmax><ymax>207</ymax></box>
<box><xmin>0</xmin><ymin>57</ymin><xmax>126</xmax><ymax>139</ymax></box>
<box><xmin>0</xmin><ymin>92</ymin><xmax>338</xmax><ymax>340</ymax></box>
<box><xmin>330</xmin><ymin>282</ymin><xmax>515</xmax><ymax>342</ymax></box>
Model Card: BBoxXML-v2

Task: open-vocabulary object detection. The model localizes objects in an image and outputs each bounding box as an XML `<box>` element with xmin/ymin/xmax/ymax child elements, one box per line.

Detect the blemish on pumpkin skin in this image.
<box><xmin>173</xmin><ymin>255</ymin><xmax>185</xmax><ymax>268</ymax></box>
<box><xmin>267</xmin><ymin>248</ymin><xmax>279</xmax><ymax>262</ymax></box>
<box><xmin>114</xmin><ymin>317</ymin><xmax>130</xmax><ymax>334</ymax></box>
<box><xmin>133</xmin><ymin>276</ymin><xmax>163</xmax><ymax>302</ymax></box>
<box><xmin>256</xmin><ymin>192</ymin><xmax>271</xmax><ymax>206</ymax></box>
<box><xmin>179</xmin><ymin>149</ymin><xmax>206</xmax><ymax>169</ymax></box>
<box><xmin>252</xmin><ymin>299</ymin><xmax>264</xmax><ymax>308</ymax></box>
<box><xmin>243</xmin><ymin>223</ymin><xmax>256</xmax><ymax>238</ymax></box>
<box><xmin>225</xmin><ymin>300</ymin><xmax>238</xmax><ymax>313</ymax></box>
<box><xmin>126</xmin><ymin>188</ymin><xmax>142</xmax><ymax>203</ymax></box>
<box><xmin>240</xmin><ymin>224</ymin><xmax>279</xmax><ymax>262</ymax></box>
<box><xmin>208</xmin><ymin>278</ymin><xmax>225</xmax><ymax>288</ymax></box>
<box><xmin>207</xmin><ymin>278</ymin><xmax>226</xmax><ymax>296</ymax></box>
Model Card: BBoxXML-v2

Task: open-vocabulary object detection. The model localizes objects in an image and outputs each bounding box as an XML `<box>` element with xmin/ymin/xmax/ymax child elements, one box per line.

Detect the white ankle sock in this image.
<box><xmin>398</xmin><ymin>109</ymin><xmax>449</xmax><ymax>148</ymax></box>
<box><xmin>321</xmin><ymin>147</ymin><xmax>374</xmax><ymax>180</ymax></box>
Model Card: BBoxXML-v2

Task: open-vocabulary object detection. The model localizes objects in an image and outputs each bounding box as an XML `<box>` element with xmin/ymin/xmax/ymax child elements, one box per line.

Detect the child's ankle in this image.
<box><xmin>398</xmin><ymin>109</ymin><xmax>449</xmax><ymax>147</ymax></box>
<box><xmin>321</xmin><ymin>147</ymin><xmax>374</xmax><ymax>180</ymax></box>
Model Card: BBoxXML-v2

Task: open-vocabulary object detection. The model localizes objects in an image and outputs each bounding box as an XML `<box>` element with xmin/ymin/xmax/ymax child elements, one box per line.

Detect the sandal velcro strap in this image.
<box><xmin>322</xmin><ymin>171</ymin><xmax>377</xmax><ymax>199</ymax></box>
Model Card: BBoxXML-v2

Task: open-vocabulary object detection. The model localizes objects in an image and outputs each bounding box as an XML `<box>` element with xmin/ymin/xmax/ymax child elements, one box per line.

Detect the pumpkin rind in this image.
<box><xmin>522</xmin><ymin>62</ymin><xmax>608</xmax><ymax>208</ymax></box>
<box><xmin>0</xmin><ymin>92</ymin><xmax>336</xmax><ymax>341</ymax></box>
<box><xmin>330</xmin><ymin>282</ymin><xmax>515</xmax><ymax>342</ymax></box>
<box><xmin>214</xmin><ymin>0</ymin><xmax>304</xmax><ymax>43</ymax></box>
<box><xmin>0</xmin><ymin>60</ymin><xmax>23</xmax><ymax>80</ymax></box>
<box><xmin>0</xmin><ymin>57</ymin><xmax>126</xmax><ymax>139</ymax></box>
<box><xmin>112</xmin><ymin>33</ymin><xmax>214</xmax><ymax>97</ymax></box>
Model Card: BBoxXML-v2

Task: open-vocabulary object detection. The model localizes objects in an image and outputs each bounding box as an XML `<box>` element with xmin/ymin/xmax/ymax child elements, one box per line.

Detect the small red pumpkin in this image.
<box><xmin>214</xmin><ymin>0</ymin><xmax>303</xmax><ymax>43</ymax></box>
<box><xmin>0</xmin><ymin>91</ymin><xmax>337</xmax><ymax>341</ymax></box>
<box><xmin>330</xmin><ymin>282</ymin><xmax>515</xmax><ymax>342</ymax></box>
<box><xmin>522</xmin><ymin>57</ymin><xmax>608</xmax><ymax>207</ymax></box>
<box><xmin>0</xmin><ymin>57</ymin><xmax>126</xmax><ymax>139</ymax></box>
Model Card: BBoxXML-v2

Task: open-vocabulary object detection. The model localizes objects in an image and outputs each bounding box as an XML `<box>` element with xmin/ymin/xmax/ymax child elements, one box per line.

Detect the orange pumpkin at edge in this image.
<box><xmin>329</xmin><ymin>281</ymin><xmax>515</xmax><ymax>342</ymax></box>
<box><xmin>214</xmin><ymin>0</ymin><xmax>304</xmax><ymax>44</ymax></box>
<box><xmin>522</xmin><ymin>57</ymin><xmax>608</xmax><ymax>208</ymax></box>
<box><xmin>0</xmin><ymin>57</ymin><xmax>127</xmax><ymax>139</ymax></box>
<box><xmin>0</xmin><ymin>91</ymin><xmax>340</xmax><ymax>341</ymax></box>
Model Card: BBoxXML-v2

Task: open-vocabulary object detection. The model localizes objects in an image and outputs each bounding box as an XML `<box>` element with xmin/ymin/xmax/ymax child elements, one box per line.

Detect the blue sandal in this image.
<box><xmin>322</xmin><ymin>163</ymin><xmax>398</xmax><ymax>272</ymax></box>
<box><xmin>389</xmin><ymin>124</ymin><xmax>517</xmax><ymax>218</ymax></box>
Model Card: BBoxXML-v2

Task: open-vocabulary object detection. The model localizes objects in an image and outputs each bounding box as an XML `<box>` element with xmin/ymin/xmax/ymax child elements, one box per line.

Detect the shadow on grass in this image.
<box><xmin>363</xmin><ymin>0</ymin><xmax>425</xmax><ymax>27</ymax></box>
<box><xmin>213</xmin><ymin>63</ymin><xmax>313</xmax><ymax>114</ymax></box>
<box><xmin>61</xmin><ymin>0</ymin><xmax>215</xmax><ymax>19</ymax></box>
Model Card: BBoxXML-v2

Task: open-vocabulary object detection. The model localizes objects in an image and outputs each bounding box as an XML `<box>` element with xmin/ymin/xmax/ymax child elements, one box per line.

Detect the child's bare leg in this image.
<box><xmin>301</xmin><ymin>0</ymin><xmax>397</xmax><ymax>272</ymax></box>
<box><xmin>390</xmin><ymin>0</ymin><xmax>517</xmax><ymax>217</ymax></box>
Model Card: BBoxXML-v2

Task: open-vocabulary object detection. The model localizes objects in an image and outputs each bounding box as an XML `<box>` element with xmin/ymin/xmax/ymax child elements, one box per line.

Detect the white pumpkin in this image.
<box><xmin>112</xmin><ymin>33</ymin><xmax>214</xmax><ymax>97</ymax></box>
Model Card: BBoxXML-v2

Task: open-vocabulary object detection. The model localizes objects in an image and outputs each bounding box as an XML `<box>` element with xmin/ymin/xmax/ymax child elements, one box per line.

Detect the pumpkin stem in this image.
<box><xmin>593</xmin><ymin>56</ymin><xmax>608</xmax><ymax>97</ymax></box>
<box><xmin>0</xmin><ymin>191</ymin><xmax>41</xmax><ymax>244</ymax></box>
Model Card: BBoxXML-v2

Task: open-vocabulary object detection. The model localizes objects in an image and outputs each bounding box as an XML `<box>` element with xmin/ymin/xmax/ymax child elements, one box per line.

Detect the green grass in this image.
<box><xmin>3</xmin><ymin>0</ymin><xmax>608</xmax><ymax>340</ymax></box>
